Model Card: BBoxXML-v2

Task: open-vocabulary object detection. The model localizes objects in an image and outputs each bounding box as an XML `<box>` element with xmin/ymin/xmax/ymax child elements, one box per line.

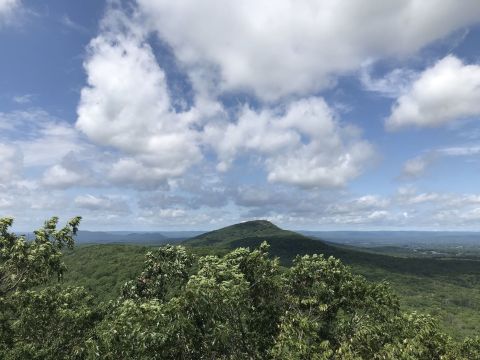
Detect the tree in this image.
<box><xmin>0</xmin><ymin>216</ymin><xmax>81</xmax><ymax>296</ymax></box>
<box><xmin>0</xmin><ymin>216</ymin><xmax>98</xmax><ymax>360</ymax></box>
<box><xmin>121</xmin><ymin>244</ymin><xmax>195</xmax><ymax>301</ymax></box>
<box><xmin>5</xmin><ymin>286</ymin><xmax>100</xmax><ymax>359</ymax></box>
<box><xmin>91</xmin><ymin>242</ymin><xmax>470</xmax><ymax>359</ymax></box>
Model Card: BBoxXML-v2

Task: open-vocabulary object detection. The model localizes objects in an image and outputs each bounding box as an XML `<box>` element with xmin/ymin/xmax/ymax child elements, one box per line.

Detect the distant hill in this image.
<box><xmin>74</xmin><ymin>231</ymin><xmax>171</xmax><ymax>245</ymax></box>
<box><xmin>21</xmin><ymin>230</ymin><xmax>203</xmax><ymax>245</ymax></box>
<box><xmin>301</xmin><ymin>230</ymin><xmax>480</xmax><ymax>248</ymax></box>
<box><xmin>185</xmin><ymin>220</ymin><xmax>480</xmax><ymax>277</ymax></box>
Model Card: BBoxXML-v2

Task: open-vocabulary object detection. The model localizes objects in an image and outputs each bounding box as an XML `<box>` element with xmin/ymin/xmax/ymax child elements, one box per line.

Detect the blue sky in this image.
<box><xmin>2</xmin><ymin>0</ymin><xmax>480</xmax><ymax>231</ymax></box>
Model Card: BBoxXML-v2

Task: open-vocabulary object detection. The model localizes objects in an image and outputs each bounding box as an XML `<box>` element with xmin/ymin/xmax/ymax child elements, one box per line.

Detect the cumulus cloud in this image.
<box><xmin>42</xmin><ymin>165</ymin><xmax>87</xmax><ymax>188</ymax></box>
<box><xmin>42</xmin><ymin>1</ymin><xmax>479</xmax><ymax>229</ymax></box>
<box><xmin>70</xmin><ymin>2</ymin><xmax>480</xmax><ymax>211</ymax></box>
<box><xmin>386</xmin><ymin>56</ymin><xmax>480</xmax><ymax>130</ymax></box>
<box><xmin>137</xmin><ymin>0</ymin><xmax>480</xmax><ymax>100</ymax></box>
<box><xmin>42</xmin><ymin>153</ymin><xmax>96</xmax><ymax>189</ymax></box>
<box><xmin>205</xmin><ymin>97</ymin><xmax>374</xmax><ymax>188</ymax></box>
<box><xmin>76</xmin><ymin>7</ymin><xmax>203</xmax><ymax>188</ymax></box>
<box><xmin>267</xmin><ymin>139</ymin><xmax>373</xmax><ymax>188</ymax></box>
<box><xmin>77</xmin><ymin>5</ymin><xmax>376</xmax><ymax>190</ymax></box>
<box><xmin>108</xmin><ymin>158</ymin><xmax>194</xmax><ymax>189</ymax></box>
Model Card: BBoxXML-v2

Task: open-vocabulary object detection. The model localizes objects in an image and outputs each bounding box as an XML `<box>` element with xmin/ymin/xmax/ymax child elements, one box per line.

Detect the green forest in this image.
<box><xmin>1</xmin><ymin>217</ymin><xmax>480</xmax><ymax>359</ymax></box>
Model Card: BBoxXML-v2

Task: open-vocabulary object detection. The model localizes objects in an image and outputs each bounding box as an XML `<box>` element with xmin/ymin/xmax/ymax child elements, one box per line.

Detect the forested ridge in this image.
<box><xmin>1</xmin><ymin>217</ymin><xmax>480</xmax><ymax>359</ymax></box>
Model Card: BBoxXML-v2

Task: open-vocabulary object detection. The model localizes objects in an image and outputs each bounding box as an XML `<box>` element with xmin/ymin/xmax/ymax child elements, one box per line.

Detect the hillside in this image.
<box><xmin>185</xmin><ymin>220</ymin><xmax>480</xmax><ymax>277</ymax></box>
<box><xmin>186</xmin><ymin>220</ymin><xmax>292</xmax><ymax>245</ymax></box>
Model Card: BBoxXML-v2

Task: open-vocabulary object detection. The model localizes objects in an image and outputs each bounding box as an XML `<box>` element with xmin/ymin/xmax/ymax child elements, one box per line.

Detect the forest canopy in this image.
<box><xmin>1</xmin><ymin>217</ymin><xmax>479</xmax><ymax>359</ymax></box>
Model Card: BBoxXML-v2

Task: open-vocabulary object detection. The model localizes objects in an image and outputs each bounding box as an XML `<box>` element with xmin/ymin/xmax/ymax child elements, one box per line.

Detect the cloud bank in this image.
<box><xmin>138</xmin><ymin>0</ymin><xmax>480</xmax><ymax>100</ymax></box>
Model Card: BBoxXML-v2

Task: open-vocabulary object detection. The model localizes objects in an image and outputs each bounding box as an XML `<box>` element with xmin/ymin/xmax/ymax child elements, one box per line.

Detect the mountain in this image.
<box><xmin>185</xmin><ymin>219</ymin><xmax>366</xmax><ymax>262</ymax></box>
<box><xmin>185</xmin><ymin>220</ymin><xmax>480</xmax><ymax>277</ymax></box>
<box><xmin>186</xmin><ymin>220</ymin><xmax>302</xmax><ymax>246</ymax></box>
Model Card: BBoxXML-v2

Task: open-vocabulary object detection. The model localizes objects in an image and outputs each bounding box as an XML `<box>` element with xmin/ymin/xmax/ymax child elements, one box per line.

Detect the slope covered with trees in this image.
<box><xmin>1</xmin><ymin>217</ymin><xmax>480</xmax><ymax>359</ymax></box>
<box><xmin>186</xmin><ymin>220</ymin><xmax>480</xmax><ymax>278</ymax></box>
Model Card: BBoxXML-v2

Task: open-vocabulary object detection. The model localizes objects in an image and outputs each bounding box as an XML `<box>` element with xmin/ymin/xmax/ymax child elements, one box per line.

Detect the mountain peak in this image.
<box><xmin>186</xmin><ymin>219</ymin><xmax>287</xmax><ymax>247</ymax></box>
<box><xmin>233</xmin><ymin>219</ymin><xmax>280</xmax><ymax>230</ymax></box>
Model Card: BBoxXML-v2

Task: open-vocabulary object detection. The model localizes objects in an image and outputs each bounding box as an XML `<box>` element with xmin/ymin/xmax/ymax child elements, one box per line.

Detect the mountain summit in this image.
<box><xmin>185</xmin><ymin>220</ymin><xmax>296</xmax><ymax>247</ymax></box>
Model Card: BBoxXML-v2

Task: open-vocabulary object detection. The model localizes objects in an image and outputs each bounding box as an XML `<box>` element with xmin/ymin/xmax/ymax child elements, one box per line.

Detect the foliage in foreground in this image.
<box><xmin>1</xmin><ymin>217</ymin><xmax>479</xmax><ymax>359</ymax></box>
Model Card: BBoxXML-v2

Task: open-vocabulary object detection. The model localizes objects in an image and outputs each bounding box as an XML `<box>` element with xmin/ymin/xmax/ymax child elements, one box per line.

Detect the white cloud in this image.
<box><xmin>0</xmin><ymin>110</ymin><xmax>86</xmax><ymax>167</ymax></box>
<box><xmin>76</xmin><ymin>8</ymin><xmax>203</xmax><ymax>188</ymax></box>
<box><xmin>387</xmin><ymin>56</ymin><xmax>480</xmax><ymax>130</ymax></box>
<box><xmin>0</xmin><ymin>196</ymin><xmax>14</xmax><ymax>209</ymax></box>
<box><xmin>20</xmin><ymin>122</ymin><xmax>85</xmax><ymax>167</ymax></box>
<box><xmin>354</xmin><ymin>195</ymin><xmax>390</xmax><ymax>209</ymax></box>
<box><xmin>0</xmin><ymin>0</ymin><xmax>19</xmax><ymax>26</ymax></box>
<box><xmin>42</xmin><ymin>164</ymin><xmax>87</xmax><ymax>189</ymax></box>
<box><xmin>77</xmin><ymin>5</ymin><xmax>376</xmax><ymax>190</ymax></box>
<box><xmin>138</xmin><ymin>0</ymin><xmax>480</xmax><ymax>100</ymax></box>
<box><xmin>74</xmin><ymin>194</ymin><xmax>130</xmax><ymax>214</ymax></box>
<box><xmin>206</xmin><ymin>97</ymin><xmax>374</xmax><ymax>188</ymax></box>
<box><xmin>325</xmin><ymin>195</ymin><xmax>389</xmax><ymax>217</ymax></box>
<box><xmin>396</xmin><ymin>186</ymin><xmax>447</xmax><ymax>206</ymax></box>
<box><xmin>320</xmin><ymin>195</ymin><xmax>398</xmax><ymax>226</ymax></box>
<box><xmin>407</xmin><ymin>192</ymin><xmax>441</xmax><ymax>205</ymax></box>
<box><xmin>108</xmin><ymin>157</ymin><xmax>192</xmax><ymax>189</ymax></box>
<box><xmin>400</xmin><ymin>144</ymin><xmax>480</xmax><ymax>180</ymax></box>
<box><xmin>267</xmin><ymin>138</ymin><xmax>373</xmax><ymax>188</ymax></box>
<box><xmin>401</xmin><ymin>156</ymin><xmax>430</xmax><ymax>178</ymax></box>
<box><xmin>0</xmin><ymin>143</ymin><xmax>22</xmax><ymax>184</ymax></box>
<box><xmin>156</xmin><ymin>208</ymin><xmax>186</xmax><ymax>219</ymax></box>
<box><xmin>360</xmin><ymin>66</ymin><xmax>418</xmax><ymax>98</ymax></box>
<box><xmin>438</xmin><ymin>145</ymin><xmax>480</xmax><ymax>156</ymax></box>
<box><xmin>41</xmin><ymin>152</ymin><xmax>96</xmax><ymax>189</ymax></box>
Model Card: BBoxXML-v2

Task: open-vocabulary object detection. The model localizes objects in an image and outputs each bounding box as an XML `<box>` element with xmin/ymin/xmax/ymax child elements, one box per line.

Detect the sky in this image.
<box><xmin>2</xmin><ymin>0</ymin><xmax>480</xmax><ymax>231</ymax></box>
